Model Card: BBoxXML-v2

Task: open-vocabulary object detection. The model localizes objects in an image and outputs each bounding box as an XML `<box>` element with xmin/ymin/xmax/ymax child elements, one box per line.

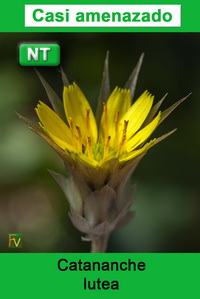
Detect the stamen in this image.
<box><xmin>104</xmin><ymin>136</ymin><xmax>111</xmax><ymax>158</ymax></box>
<box><xmin>122</xmin><ymin>120</ymin><xmax>129</xmax><ymax>136</ymax></box>
<box><xmin>76</xmin><ymin>126</ymin><xmax>82</xmax><ymax>153</ymax></box>
<box><xmin>69</xmin><ymin>117</ymin><xmax>75</xmax><ymax>146</ymax></box>
<box><xmin>87</xmin><ymin>136</ymin><xmax>93</xmax><ymax>159</ymax></box>
<box><xmin>103</xmin><ymin>103</ymin><xmax>109</xmax><ymax>140</ymax></box>
<box><xmin>115</xmin><ymin>111</ymin><xmax>120</xmax><ymax>132</ymax></box>
<box><xmin>86</xmin><ymin>109</ymin><xmax>91</xmax><ymax>137</ymax></box>
<box><xmin>119</xmin><ymin>135</ymin><xmax>126</xmax><ymax>152</ymax></box>
<box><xmin>114</xmin><ymin>111</ymin><xmax>120</xmax><ymax>148</ymax></box>
<box><xmin>119</xmin><ymin>120</ymin><xmax>129</xmax><ymax>152</ymax></box>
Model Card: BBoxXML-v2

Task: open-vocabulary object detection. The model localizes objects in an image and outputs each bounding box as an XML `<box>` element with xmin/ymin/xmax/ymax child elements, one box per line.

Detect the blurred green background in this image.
<box><xmin>0</xmin><ymin>33</ymin><xmax>199</xmax><ymax>252</ymax></box>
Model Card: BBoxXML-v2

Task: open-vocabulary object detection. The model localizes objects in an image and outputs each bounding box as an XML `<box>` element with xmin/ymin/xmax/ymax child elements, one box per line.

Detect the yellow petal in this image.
<box><xmin>119</xmin><ymin>91</ymin><xmax>154</xmax><ymax>140</ymax></box>
<box><xmin>47</xmin><ymin>131</ymin><xmax>77</xmax><ymax>153</ymax></box>
<box><xmin>125</xmin><ymin>112</ymin><xmax>161</xmax><ymax>151</ymax></box>
<box><xmin>107</xmin><ymin>87</ymin><xmax>131</xmax><ymax>121</ymax></box>
<box><xmin>63</xmin><ymin>83</ymin><xmax>97</xmax><ymax>145</ymax></box>
<box><xmin>119</xmin><ymin>139</ymin><xmax>156</xmax><ymax>163</ymax></box>
<box><xmin>36</xmin><ymin>101</ymin><xmax>71</xmax><ymax>143</ymax></box>
<box><xmin>99</xmin><ymin>87</ymin><xmax>131</xmax><ymax>143</ymax></box>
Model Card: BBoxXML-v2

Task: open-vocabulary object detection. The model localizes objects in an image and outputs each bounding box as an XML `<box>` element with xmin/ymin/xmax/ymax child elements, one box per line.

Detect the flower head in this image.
<box><xmin>19</xmin><ymin>54</ymin><xmax>190</xmax><ymax>252</ymax></box>
<box><xmin>36</xmin><ymin>84</ymin><xmax>161</xmax><ymax>167</ymax></box>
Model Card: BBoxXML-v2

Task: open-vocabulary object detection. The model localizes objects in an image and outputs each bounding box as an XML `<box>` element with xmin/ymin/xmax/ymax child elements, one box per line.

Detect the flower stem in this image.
<box><xmin>90</xmin><ymin>234</ymin><xmax>109</xmax><ymax>253</ymax></box>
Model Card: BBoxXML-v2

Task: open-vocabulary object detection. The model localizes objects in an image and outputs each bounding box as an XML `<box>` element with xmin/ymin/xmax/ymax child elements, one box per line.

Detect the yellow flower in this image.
<box><xmin>35</xmin><ymin>83</ymin><xmax>165</xmax><ymax>169</ymax></box>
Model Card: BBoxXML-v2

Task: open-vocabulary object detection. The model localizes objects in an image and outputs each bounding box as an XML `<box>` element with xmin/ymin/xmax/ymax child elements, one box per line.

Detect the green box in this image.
<box><xmin>8</xmin><ymin>233</ymin><xmax>23</xmax><ymax>248</ymax></box>
<box><xmin>19</xmin><ymin>43</ymin><xmax>60</xmax><ymax>66</ymax></box>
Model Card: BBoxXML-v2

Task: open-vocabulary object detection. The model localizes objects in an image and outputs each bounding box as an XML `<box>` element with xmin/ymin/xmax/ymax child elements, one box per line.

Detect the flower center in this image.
<box><xmin>68</xmin><ymin>105</ymin><xmax>130</xmax><ymax>162</ymax></box>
